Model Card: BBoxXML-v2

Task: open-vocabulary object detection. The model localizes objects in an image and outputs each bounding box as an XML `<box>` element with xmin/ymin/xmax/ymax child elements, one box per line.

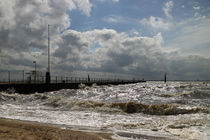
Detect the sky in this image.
<box><xmin>0</xmin><ymin>0</ymin><xmax>210</xmax><ymax>80</ymax></box>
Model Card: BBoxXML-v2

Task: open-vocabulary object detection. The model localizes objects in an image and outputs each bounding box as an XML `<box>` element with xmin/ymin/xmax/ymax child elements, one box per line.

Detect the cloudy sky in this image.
<box><xmin>0</xmin><ymin>0</ymin><xmax>210</xmax><ymax>80</ymax></box>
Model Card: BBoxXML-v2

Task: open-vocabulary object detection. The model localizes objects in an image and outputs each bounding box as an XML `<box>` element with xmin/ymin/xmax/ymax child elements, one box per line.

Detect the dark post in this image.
<box><xmin>88</xmin><ymin>74</ymin><xmax>90</xmax><ymax>82</ymax></box>
<box><xmin>46</xmin><ymin>72</ymin><xmax>50</xmax><ymax>84</ymax></box>
<box><xmin>164</xmin><ymin>73</ymin><xmax>167</xmax><ymax>83</ymax></box>
<box><xmin>23</xmin><ymin>70</ymin><xmax>24</xmax><ymax>83</ymax></box>
<box><xmin>33</xmin><ymin>61</ymin><xmax>36</xmax><ymax>83</ymax></box>
<box><xmin>8</xmin><ymin>71</ymin><xmax>10</xmax><ymax>83</ymax></box>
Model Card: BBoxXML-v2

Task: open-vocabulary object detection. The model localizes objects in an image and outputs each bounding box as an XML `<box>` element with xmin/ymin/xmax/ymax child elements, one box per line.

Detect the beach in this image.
<box><xmin>0</xmin><ymin>118</ymin><xmax>113</xmax><ymax>140</ymax></box>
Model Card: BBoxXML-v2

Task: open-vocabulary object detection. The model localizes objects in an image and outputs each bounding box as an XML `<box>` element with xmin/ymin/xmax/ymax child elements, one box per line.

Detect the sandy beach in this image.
<box><xmin>0</xmin><ymin>118</ymin><xmax>113</xmax><ymax>140</ymax></box>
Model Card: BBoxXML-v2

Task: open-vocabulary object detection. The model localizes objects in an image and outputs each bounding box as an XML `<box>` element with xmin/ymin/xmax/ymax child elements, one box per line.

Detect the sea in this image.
<box><xmin>0</xmin><ymin>81</ymin><xmax>210</xmax><ymax>140</ymax></box>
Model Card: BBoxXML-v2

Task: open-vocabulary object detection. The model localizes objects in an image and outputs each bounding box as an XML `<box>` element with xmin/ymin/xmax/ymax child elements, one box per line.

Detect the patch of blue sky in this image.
<box><xmin>32</xmin><ymin>48</ymin><xmax>41</xmax><ymax>53</ymax></box>
<box><xmin>172</xmin><ymin>0</ymin><xmax>209</xmax><ymax>20</ymax></box>
<box><xmin>88</xmin><ymin>42</ymin><xmax>101</xmax><ymax>53</ymax></box>
<box><xmin>68</xmin><ymin>0</ymin><xmax>164</xmax><ymax>31</ymax></box>
<box><xmin>68</xmin><ymin>0</ymin><xmax>210</xmax><ymax>42</ymax></box>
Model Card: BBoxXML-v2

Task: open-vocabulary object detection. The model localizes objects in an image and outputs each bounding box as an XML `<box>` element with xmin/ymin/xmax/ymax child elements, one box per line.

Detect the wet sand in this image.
<box><xmin>0</xmin><ymin>118</ymin><xmax>113</xmax><ymax>140</ymax></box>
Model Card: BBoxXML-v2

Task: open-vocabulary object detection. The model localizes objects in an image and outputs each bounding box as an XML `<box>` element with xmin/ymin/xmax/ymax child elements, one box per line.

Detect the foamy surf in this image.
<box><xmin>0</xmin><ymin>81</ymin><xmax>210</xmax><ymax>140</ymax></box>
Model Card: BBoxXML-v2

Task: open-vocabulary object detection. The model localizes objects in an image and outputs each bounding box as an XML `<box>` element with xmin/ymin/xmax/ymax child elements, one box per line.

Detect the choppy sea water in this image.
<box><xmin>0</xmin><ymin>81</ymin><xmax>210</xmax><ymax>140</ymax></box>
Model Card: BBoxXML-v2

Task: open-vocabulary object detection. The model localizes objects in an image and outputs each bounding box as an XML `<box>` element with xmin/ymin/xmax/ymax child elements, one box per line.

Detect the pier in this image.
<box><xmin>0</xmin><ymin>70</ymin><xmax>145</xmax><ymax>94</ymax></box>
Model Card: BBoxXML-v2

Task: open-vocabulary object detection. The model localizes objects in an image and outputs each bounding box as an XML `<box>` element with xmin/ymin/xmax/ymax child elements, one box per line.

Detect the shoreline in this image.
<box><xmin>0</xmin><ymin>118</ymin><xmax>113</xmax><ymax>140</ymax></box>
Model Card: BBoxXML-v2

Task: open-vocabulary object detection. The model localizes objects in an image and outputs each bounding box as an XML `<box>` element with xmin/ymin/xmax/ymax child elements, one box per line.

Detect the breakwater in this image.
<box><xmin>0</xmin><ymin>80</ymin><xmax>145</xmax><ymax>94</ymax></box>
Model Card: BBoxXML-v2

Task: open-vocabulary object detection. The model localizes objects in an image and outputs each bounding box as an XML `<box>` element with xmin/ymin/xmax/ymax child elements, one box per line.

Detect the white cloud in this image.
<box><xmin>181</xmin><ymin>5</ymin><xmax>185</xmax><ymax>8</ymax></box>
<box><xmin>113</xmin><ymin>0</ymin><xmax>119</xmax><ymax>3</ymax></box>
<box><xmin>165</xmin><ymin>16</ymin><xmax>210</xmax><ymax>56</ymax></box>
<box><xmin>96</xmin><ymin>0</ymin><xmax>104</xmax><ymax>2</ymax></box>
<box><xmin>103</xmin><ymin>15</ymin><xmax>125</xmax><ymax>23</ymax></box>
<box><xmin>193</xmin><ymin>6</ymin><xmax>200</xmax><ymax>10</ymax></box>
<box><xmin>162</xmin><ymin>0</ymin><xmax>174</xmax><ymax>19</ymax></box>
<box><xmin>0</xmin><ymin>0</ymin><xmax>16</xmax><ymax>30</ymax></box>
<box><xmin>140</xmin><ymin>16</ymin><xmax>172</xmax><ymax>30</ymax></box>
<box><xmin>194</xmin><ymin>12</ymin><xmax>200</xmax><ymax>17</ymax></box>
<box><xmin>104</xmin><ymin>16</ymin><xmax>120</xmax><ymax>23</ymax></box>
<box><xmin>103</xmin><ymin>15</ymin><xmax>138</xmax><ymax>25</ymax></box>
<box><xmin>96</xmin><ymin>0</ymin><xmax>119</xmax><ymax>3</ymax></box>
<box><xmin>140</xmin><ymin>1</ymin><xmax>174</xmax><ymax>31</ymax></box>
<box><xmin>53</xmin><ymin>29</ymin><xmax>168</xmax><ymax>77</ymax></box>
<box><xmin>74</xmin><ymin>0</ymin><xmax>92</xmax><ymax>16</ymax></box>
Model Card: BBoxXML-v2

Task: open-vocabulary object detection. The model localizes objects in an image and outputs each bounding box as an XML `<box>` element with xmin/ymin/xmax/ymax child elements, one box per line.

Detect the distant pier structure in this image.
<box><xmin>0</xmin><ymin>74</ymin><xmax>146</xmax><ymax>94</ymax></box>
<box><xmin>164</xmin><ymin>73</ymin><xmax>167</xmax><ymax>83</ymax></box>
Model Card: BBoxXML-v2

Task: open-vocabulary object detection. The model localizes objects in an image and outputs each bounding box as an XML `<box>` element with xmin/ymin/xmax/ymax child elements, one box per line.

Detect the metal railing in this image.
<box><xmin>0</xmin><ymin>70</ymin><xmax>142</xmax><ymax>84</ymax></box>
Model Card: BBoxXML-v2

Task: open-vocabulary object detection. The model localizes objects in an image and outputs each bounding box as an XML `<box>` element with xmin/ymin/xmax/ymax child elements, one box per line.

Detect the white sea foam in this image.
<box><xmin>0</xmin><ymin>81</ymin><xmax>210</xmax><ymax>139</ymax></box>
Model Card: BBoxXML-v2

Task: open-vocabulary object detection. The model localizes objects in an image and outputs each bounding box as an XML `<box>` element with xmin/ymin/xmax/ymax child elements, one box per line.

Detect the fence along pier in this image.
<box><xmin>0</xmin><ymin>70</ymin><xmax>146</xmax><ymax>94</ymax></box>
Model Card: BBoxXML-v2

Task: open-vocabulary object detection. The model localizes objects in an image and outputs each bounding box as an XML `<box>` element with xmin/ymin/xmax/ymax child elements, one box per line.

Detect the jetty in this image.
<box><xmin>0</xmin><ymin>80</ymin><xmax>145</xmax><ymax>94</ymax></box>
<box><xmin>0</xmin><ymin>71</ymin><xmax>145</xmax><ymax>94</ymax></box>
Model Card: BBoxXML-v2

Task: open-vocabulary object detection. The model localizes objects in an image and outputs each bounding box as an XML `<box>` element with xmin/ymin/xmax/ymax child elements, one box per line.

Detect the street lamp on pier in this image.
<box><xmin>46</xmin><ymin>24</ymin><xmax>51</xmax><ymax>84</ymax></box>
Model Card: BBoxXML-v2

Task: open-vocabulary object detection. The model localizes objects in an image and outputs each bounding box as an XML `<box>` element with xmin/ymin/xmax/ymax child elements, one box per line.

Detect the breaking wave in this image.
<box><xmin>161</xmin><ymin>90</ymin><xmax>210</xmax><ymax>99</ymax></box>
<box><xmin>190</xmin><ymin>90</ymin><xmax>210</xmax><ymax>99</ymax></box>
<box><xmin>0</xmin><ymin>91</ymin><xmax>209</xmax><ymax>115</ymax></box>
<box><xmin>41</xmin><ymin>95</ymin><xmax>209</xmax><ymax>115</ymax></box>
<box><xmin>0</xmin><ymin>92</ymin><xmax>20</xmax><ymax>102</ymax></box>
<box><xmin>1</xmin><ymin>81</ymin><xmax>210</xmax><ymax>116</ymax></box>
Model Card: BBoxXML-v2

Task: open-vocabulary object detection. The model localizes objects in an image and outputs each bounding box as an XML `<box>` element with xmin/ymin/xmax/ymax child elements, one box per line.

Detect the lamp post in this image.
<box><xmin>46</xmin><ymin>24</ymin><xmax>51</xmax><ymax>84</ymax></box>
<box><xmin>42</xmin><ymin>0</ymin><xmax>50</xmax><ymax>84</ymax></box>
<box><xmin>33</xmin><ymin>61</ymin><xmax>36</xmax><ymax>83</ymax></box>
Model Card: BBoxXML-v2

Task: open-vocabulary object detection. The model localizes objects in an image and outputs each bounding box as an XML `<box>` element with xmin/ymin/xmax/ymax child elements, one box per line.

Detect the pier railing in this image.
<box><xmin>0</xmin><ymin>70</ymin><xmax>142</xmax><ymax>84</ymax></box>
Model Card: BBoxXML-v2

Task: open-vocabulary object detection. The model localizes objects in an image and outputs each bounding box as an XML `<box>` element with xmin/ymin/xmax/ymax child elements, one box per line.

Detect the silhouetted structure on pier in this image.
<box><xmin>88</xmin><ymin>74</ymin><xmax>90</xmax><ymax>82</ymax></box>
<box><xmin>164</xmin><ymin>73</ymin><xmax>167</xmax><ymax>83</ymax></box>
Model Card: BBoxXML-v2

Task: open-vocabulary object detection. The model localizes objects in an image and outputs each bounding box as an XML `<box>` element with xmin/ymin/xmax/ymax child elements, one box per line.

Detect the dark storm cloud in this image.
<box><xmin>54</xmin><ymin>30</ymin><xmax>89</xmax><ymax>60</ymax></box>
<box><xmin>108</xmin><ymin>52</ymin><xmax>134</xmax><ymax>67</ymax></box>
